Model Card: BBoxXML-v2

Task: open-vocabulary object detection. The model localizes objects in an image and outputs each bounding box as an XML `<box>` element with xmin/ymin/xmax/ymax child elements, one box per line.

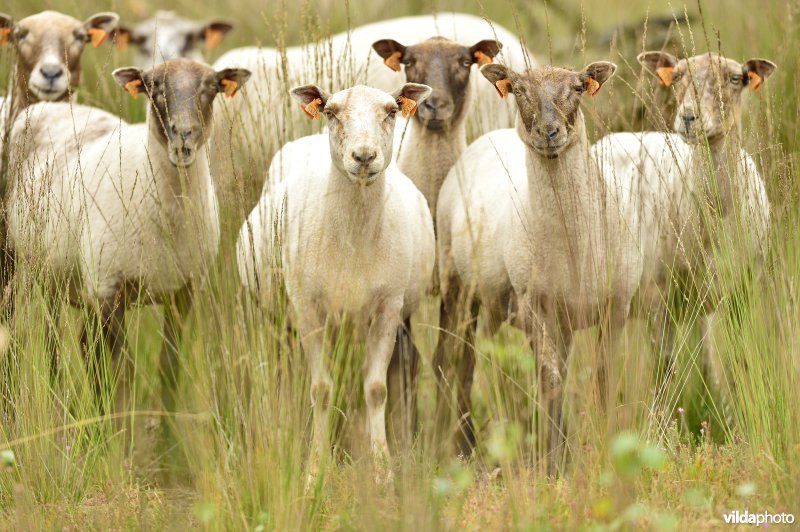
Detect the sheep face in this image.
<box><xmin>115</xmin><ymin>11</ymin><xmax>233</xmax><ymax>69</ymax></box>
<box><xmin>371</xmin><ymin>37</ymin><xmax>501</xmax><ymax>131</ymax></box>
<box><xmin>0</xmin><ymin>11</ymin><xmax>119</xmax><ymax>103</ymax></box>
<box><xmin>290</xmin><ymin>84</ymin><xmax>432</xmax><ymax>185</ymax></box>
<box><xmin>639</xmin><ymin>51</ymin><xmax>777</xmax><ymax>143</ymax></box>
<box><xmin>113</xmin><ymin>59</ymin><xmax>251</xmax><ymax>167</ymax></box>
<box><xmin>480</xmin><ymin>62</ymin><xmax>616</xmax><ymax>158</ymax></box>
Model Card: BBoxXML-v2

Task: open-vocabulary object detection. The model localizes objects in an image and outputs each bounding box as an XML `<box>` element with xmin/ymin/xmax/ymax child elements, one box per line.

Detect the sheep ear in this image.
<box><xmin>470</xmin><ymin>40</ymin><xmax>502</xmax><ymax>67</ymax></box>
<box><xmin>111</xmin><ymin>26</ymin><xmax>134</xmax><ymax>51</ymax></box>
<box><xmin>372</xmin><ymin>39</ymin><xmax>406</xmax><ymax>72</ymax></box>
<box><xmin>200</xmin><ymin>20</ymin><xmax>234</xmax><ymax>51</ymax></box>
<box><xmin>480</xmin><ymin>63</ymin><xmax>512</xmax><ymax>99</ymax></box>
<box><xmin>580</xmin><ymin>61</ymin><xmax>616</xmax><ymax>96</ymax></box>
<box><xmin>638</xmin><ymin>51</ymin><xmax>678</xmax><ymax>86</ymax></box>
<box><xmin>392</xmin><ymin>83</ymin><xmax>432</xmax><ymax>118</ymax></box>
<box><xmin>216</xmin><ymin>68</ymin><xmax>251</xmax><ymax>98</ymax></box>
<box><xmin>743</xmin><ymin>58</ymin><xmax>776</xmax><ymax>91</ymax></box>
<box><xmin>84</xmin><ymin>12</ymin><xmax>120</xmax><ymax>48</ymax></box>
<box><xmin>113</xmin><ymin>67</ymin><xmax>145</xmax><ymax>100</ymax></box>
<box><xmin>291</xmin><ymin>84</ymin><xmax>330</xmax><ymax>120</ymax></box>
<box><xmin>0</xmin><ymin>14</ymin><xmax>13</xmax><ymax>47</ymax></box>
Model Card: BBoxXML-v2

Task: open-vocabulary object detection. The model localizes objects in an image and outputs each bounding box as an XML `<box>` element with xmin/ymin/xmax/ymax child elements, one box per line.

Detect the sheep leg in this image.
<box><xmin>81</xmin><ymin>296</ymin><xmax>127</xmax><ymax>415</ymax></box>
<box><xmin>700</xmin><ymin>312</ymin><xmax>734</xmax><ymax>426</ymax></box>
<box><xmin>596</xmin><ymin>298</ymin><xmax>629</xmax><ymax>430</ymax></box>
<box><xmin>299</xmin><ymin>321</ymin><xmax>333</xmax><ymax>481</ymax></box>
<box><xmin>454</xmin><ymin>299</ymin><xmax>480</xmax><ymax>458</ymax></box>
<box><xmin>364</xmin><ymin>298</ymin><xmax>403</xmax><ymax>479</ymax></box>
<box><xmin>530</xmin><ymin>312</ymin><xmax>571</xmax><ymax>477</ymax></box>
<box><xmin>159</xmin><ymin>287</ymin><xmax>192</xmax><ymax>415</ymax></box>
<box><xmin>386</xmin><ymin>316</ymin><xmax>419</xmax><ymax>452</ymax></box>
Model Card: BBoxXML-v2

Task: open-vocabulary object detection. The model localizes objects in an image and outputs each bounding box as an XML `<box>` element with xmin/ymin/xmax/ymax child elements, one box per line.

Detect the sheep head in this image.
<box><xmin>372</xmin><ymin>37</ymin><xmax>501</xmax><ymax>131</ymax></box>
<box><xmin>638</xmin><ymin>51</ymin><xmax>777</xmax><ymax>143</ymax></box>
<box><xmin>113</xmin><ymin>59</ymin><xmax>250</xmax><ymax>168</ymax></box>
<box><xmin>480</xmin><ymin>62</ymin><xmax>616</xmax><ymax>158</ymax></box>
<box><xmin>291</xmin><ymin>83</ymin><xmax>432</xmax><ymax>186</ymax></box>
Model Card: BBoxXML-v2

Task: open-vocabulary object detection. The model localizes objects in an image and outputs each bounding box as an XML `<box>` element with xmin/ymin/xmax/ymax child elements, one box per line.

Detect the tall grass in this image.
<box><xmin>0</xmin><ymin>0</ymin><xmax>798</xmax><ymax>528</ymax></box>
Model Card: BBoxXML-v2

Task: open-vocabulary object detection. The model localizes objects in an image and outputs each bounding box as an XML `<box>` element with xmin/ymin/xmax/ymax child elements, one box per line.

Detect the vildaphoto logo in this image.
<box><xmin>723</xmin><ymin>510</ymin><xmax>795</xmax><ymax>526</ymax></box>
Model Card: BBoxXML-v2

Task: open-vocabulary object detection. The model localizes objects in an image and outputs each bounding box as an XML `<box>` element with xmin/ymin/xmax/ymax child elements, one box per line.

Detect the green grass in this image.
<box><xmin>1</xmin><ymin>0</ymin><xmax>799</xmax><ymax>529</ymax></box>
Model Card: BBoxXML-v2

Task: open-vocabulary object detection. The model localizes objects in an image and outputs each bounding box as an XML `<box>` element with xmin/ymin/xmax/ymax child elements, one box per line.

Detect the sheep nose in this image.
<box><xmin>352</xmin><ymin>149</ymin><xmax>377</xmax><ymax>165</ymax></box>
<box><xmin>40</xmin><ymin>65</ymin><xmax>64</xmax><ymax>81</ymax></box>
<box><xmin>682</xmin><ymin>113</ymin><xmax>696</xmax><ymax>128</ymax></box>
<box><xmin>423</xmin><ymin>97</ymin><xmax>440</xmax><ymax>110</ymax></box>
<box><xmin>546</xmin><ymin>126</ymin><xmax>560</xmax><ymax>140</ymax></box>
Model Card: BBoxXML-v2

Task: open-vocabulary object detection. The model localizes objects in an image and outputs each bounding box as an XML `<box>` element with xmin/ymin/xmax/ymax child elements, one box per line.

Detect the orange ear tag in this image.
<box><xmin>747</xmin><ymin>71</ymin><xmax>763</xmax><ymax>91</ymax></box>
<box><xmin>399</xmin><ymin>96</ymin><xmax>417</xmax><ymax>118</ymax></box>
<box><xmin>115</xmin><ymin>31</ymin><xmax>130</xmax><ymax>51</ymax></box>
<box><xmin>384</xmin><ymin>51</ymin><xmax>402</xmax><ymax>72</ymax></box>
<box><xmin>124</xmin><ymin>79</ymin><xmax>142</xmax><ymax>100</ymax></box>
<box><xmin>0</xmin><ymin>28</ymin><xmax>11</xmax><ymax>46</ymax></box>
<box><xmin>474</xmin><ymin>50</ymin><xmax>493</xmax><ymax>67</ymax></box>
<box><xmin>205</xmin><ymin>28</ymin><xmax>224</xmax><ymax>50</ymax></box>
<box><xmin>220</xmin><ymin>78</ymin><xmax>239</xmax><ymax>98</ymax></box>
<box><xmin>585</xmin><ymin>77</ymin><xmax>601</xmax><ymax>96</ymax></box>
<box><xmin>87</xmin><ymin>28</ymin><xmax>108</xmax><ymax>48</ymax></box>
<box><xmin>494</xmin><ymin>79</ymin><xmax>511</xmax><ymax>98</ymax></box>
<box><xmin>301</xmin><ymin>98</ymin><xmax>322</xmax><ymax>119</ymax></box>
<box><xmin>655</xmin><ymin>66</ymin><xmax>674</xmax><ymax>86</ymax></box>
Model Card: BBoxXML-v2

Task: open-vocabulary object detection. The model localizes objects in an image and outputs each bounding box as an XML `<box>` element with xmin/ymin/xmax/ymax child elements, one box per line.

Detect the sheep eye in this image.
<box><xmin>404</xmin><ymin>60</ymin><xmax>415</xmax><ymax>69</ymax></box>
<box><xmin>73</xmin><ymin>30</ymin><xmax>89</xmax><ymax>43</ymax></box>
<box><xmin>574</xmin><ymin>85</ymin><xmax>584</xmax><ymax>93</ymax></box>
<box><xmin>462</xmin><ymin>59</ymin><xmax>472</xmax><ymax>68</ymax></box>
<box><xmin>14</xmin><ymin>28</ymin><xmax>29</xmax><ymax>40</ymax></box>
<box><xmin>387</xmin><ymin>108</ymin><xmax>398</xmax><ymax>119</ymax></box>
<box><xmin>730</xmin><ymin>75</ymin><xmax>742</xmax><ymax>84</ymax></box>
<box><xmin>323</xmin><ymin>109</ymin><xmax>336</xmax><ymax>120</ymax></box>
<box><xmin>671</xmin><ymin>73</ymin><xmax>683</xmax><ymax>83</ymax></box>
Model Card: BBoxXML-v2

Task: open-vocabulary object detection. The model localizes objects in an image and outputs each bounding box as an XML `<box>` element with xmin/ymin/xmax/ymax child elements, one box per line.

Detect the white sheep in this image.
<box><xmin>592</xmin><ymin>52</ymin><xmax>774</xmax><ymax>418</ymax></box>
<box><xmin>114</xmin><ymin>10</ymin><xmax>234</xmax><ymax>69</ymax></box>
<box><xmin>6</xmin><ymin>59</ymin><xmax>250</xmax><ymax>413</ymax></box>
<box><xmin>211</xmin><ymin>13</ymin><xmax>534</xmax><ymax>219</ymax></box>
<box><xmin>436</xmin><ymin>62</ymin><xmax>643</xmax><ymax>470</ymax></box>
<box><xmin>236</xmin><ymin>83</ymin><xmax>434</xmax><ymax>479</ymax></box>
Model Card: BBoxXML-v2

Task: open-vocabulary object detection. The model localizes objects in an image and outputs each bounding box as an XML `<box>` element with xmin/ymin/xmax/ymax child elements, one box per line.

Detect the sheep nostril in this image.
<box><xmin>40</xmin><ymin>65</ymin><xmax>64</xmax><ymax>81</ymax></box>
<box><xmin>547</xmin><ymin>127</ymin><xmax>560</xmax><ymax>140</ymax></box>
<box><xmin>353</xmin><ymin>151</ymin><xmax>377</xmax><ymax>165</ymax></box>
<box><xmin>180</xmin><ymin>147</ymin><xmax>193</xmax><ymax>158</ymax></box>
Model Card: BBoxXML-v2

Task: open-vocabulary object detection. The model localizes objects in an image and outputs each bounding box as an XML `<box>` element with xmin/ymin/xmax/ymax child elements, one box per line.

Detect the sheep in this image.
<box><xmin>5</xmin><ymin>59</ymin><xmax>251</xmax><ymax>416</ymax></box>
<box><xmin>371</xmin><ymin>36</ymin><xmax>502</xmax><ymax>217</ymax></box>
<box><xmin>592</xmin><ymin>52</ymin><xmax>774</xmax><ymax>419</ymax></box>
<box><xmin>236</xmin><ymin>83</ymin><xmax>434</xmax><ymax>480</ymax></box>
<box><xmin>113</xmin><ymin>11</ymin><xmax>234</xmax><ymax>69</ymax></box>
<box><xmin>211</xmin><ymin>13</ymin><xmax>534</xmax><ymax>224</ymax></box>
<box><xmin>0</xmin><ymin>10</ymin><xmax>120</xmax><ymax>345</ymax></box>
<box><xmin>435</xmin><ymin>62</ymin><xmax>643</xmax><ymax>472</ymax></box>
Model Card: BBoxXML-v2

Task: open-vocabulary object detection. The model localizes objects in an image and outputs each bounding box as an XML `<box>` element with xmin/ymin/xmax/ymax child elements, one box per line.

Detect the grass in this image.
<box><xmin>1</xmin><ymin>0</ymin><xmax>799</xmax><ymax>529</ymax></box>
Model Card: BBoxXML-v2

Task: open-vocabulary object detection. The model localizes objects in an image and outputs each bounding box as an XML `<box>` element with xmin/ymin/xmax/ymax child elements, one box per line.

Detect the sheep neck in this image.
<box><xmin>324</xmin><ymin>165</ymin><xmax>388</xmax><ymax>237</ymax></box>
<box><xmin>689</xmin><ymin>129</ymin><xmax>744</xmax><ymax>217</ymax></box>
<box><xmin>523</xmin><ymin>117</ymin><xmax>603</xmax><ymax>224</ymax></box>
<box><xmin>396</xmin><ymin>116</ymin><xmax>468</xmax><ymax>214</ymax></box>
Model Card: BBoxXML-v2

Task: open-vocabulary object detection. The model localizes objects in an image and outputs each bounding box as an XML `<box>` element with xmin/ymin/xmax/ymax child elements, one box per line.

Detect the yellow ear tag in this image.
<box><xmin>747</xmin><ymin>71</ymin><xmax>763</xmax><ymax>91</ymax></box>
<box><xmin>205</xmin><ymin>27</ymin><xmax>224</xmax><ymax>50</ymax></box>
<box><xmin>585</xmin><ymin>77</ymin><xmax>601</xmax><ymax>96</ymax></box>
<box><xmin>0</xmin><ymin>28</ymin><xmax>11</xmax><ymax>47</ymax></box>
<box><xmin>384</xmin><ymin>51</ymin><xmax>402</xmax><ymax>72</ymax></box>
<box><xmin>474</xmin><ymin>50</ymin><xmax>493</xmax><ymax>67</ymax></box>
<box><xmin>301</xmin><ymin>98</ymin><xmax>322</xmax><ymax>120</ymax></box>
<box><xmin>655</xmin><ymin>66</ymin><xmax>674</xmax><ymax>86</ymax></box>
<box><xmin>494</xmin><ymin>79</ymin><xmax>511</xmax><ymax>98</ymax></box>
<box><xmin>399</xmin><ymin>96</ymin><xmax>417</xmax><ymax>118</ymax></box>
<box><xmin>124</xmin><ymin>79</ymin><xmax>142</xmax><ymax>100</ymax></box>
<box><xmin>115</xmin><ymin>31</ymin><xmax>130</xmax><ymax>51</ymax></box>
<box><xmin>220</xmin><ymin>78</ymin><xmax>239</xmax><ymax>98</ymax></box>
<box><xmin>87</xmin><ymin>28</ymin><xmax>108</xmax><ymax>48</ymax></box>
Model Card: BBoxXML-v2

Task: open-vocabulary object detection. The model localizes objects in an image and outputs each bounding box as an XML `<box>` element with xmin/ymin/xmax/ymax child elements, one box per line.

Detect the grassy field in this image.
<box><xmin>1</xmin><ymin>0</ymin><xmax>799</xmax><ymax>529</ymax></box>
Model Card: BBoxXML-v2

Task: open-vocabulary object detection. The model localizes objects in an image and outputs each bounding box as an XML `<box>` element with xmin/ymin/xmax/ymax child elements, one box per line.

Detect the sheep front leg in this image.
<box><xmin>596</xmin><ymin>297</ymin><xmax>630</xmax><ymax>431</ymax></box>
<box><xmin>81</xmin><ymin>296</ymin><xmax>128</xmax><ymax>415</ymax></box>
<box><xmin>160</xmin><ymin>287</ymin><xmax>192</xmax><ymax>415</ymax></box>
<box><xmin>365</xmin><ymin>298</ymin><xmax>403</xmax><ymax>481</ymax></box>
<box><xmin>297</xmin><ymin>317</ymin><xmax>333</xmax><ymax>484</ymax></box>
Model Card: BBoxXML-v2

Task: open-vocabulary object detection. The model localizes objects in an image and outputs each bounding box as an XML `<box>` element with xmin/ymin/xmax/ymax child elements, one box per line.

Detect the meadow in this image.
<box><xmin>1</xmin><ymin>0</ymin><xmax>799</xmax><ymax>529</ymax></box>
